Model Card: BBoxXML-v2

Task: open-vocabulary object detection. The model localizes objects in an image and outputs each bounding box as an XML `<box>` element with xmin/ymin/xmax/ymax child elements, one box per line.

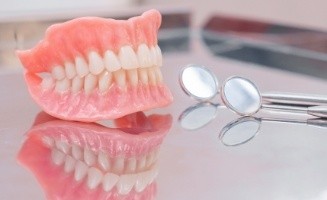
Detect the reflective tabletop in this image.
<box><xmin>1</xmin><ymin>11</ymin><xmax>327</xmax><ymax>200</ymax></box>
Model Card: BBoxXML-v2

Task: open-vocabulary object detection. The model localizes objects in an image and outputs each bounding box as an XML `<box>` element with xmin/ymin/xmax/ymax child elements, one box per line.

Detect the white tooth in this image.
<box><xmin>147</xmin><ymin>67</ymin><xmax>156</xmax><ymax>85</ymax></box>
<box><xmin>126</xmin><ymin>157</ymin><xmax>137</xmax><ymax>173</ymax></box>
<box><xmin>74</xmin><ymin>160</ymin><xmax>88</xmax><ymax>181</ymax></box>
<box><xmin>72</xmin><ymin>76</ymin><xmax>83</xmax><ymax>93</ymax></box>
<box><xmin>135</xmin><ymin>172</ymin><xmax>148</xmax><ymax>192</ymax></box>
<box><xmin>150</xmin><ymin>167</ymin><xmax>159</xmax><ymax>183</ymax></box>
<box><xmin>113</xmin><ymin>69</ymin><xmax>126</xmax><ymax>88</ymax></box>
<box><xmin>72</xmin><ymin>144</ymin><xmax>82</xmax><ymax>160</ymax></box>
<box><xmin>41</xmin><ymin>77</ymin><xmax>55</xmax><ymax>90</ymax></box>
<box><xmin>98</xmin><ymin>151</ymin><xmax>110</xmax><ymax>171</ymax></box>
<box><xmin>117</xmin><ymin>174</ymin><xmax>137</xmax><ymax>195</ymax></box>
<box><xmin>137</xmin><ymin>44</ymin><xmax>152</xmax><ymax>68</ymax></box>
<box><xmin>104</xmin><ymin>50</ymin><xmax>121</xmax><ymax>72</ymax></box>
<box><xmin>155</xmin><ymin>45</ymin><xmax>163</xmax><ymax>66</ymax></box>
<box><xmin>149</xmin><ymin>46</ymin><xmax>157</xmax><ymax>67</ymax></box>
<box><xmin>84</xmin><ymin>74</ymin><xmax>97</xmax><ymax>94</ymax></box>
<box><xmin>42</xmin><ymin>136</ymin><xmax>54</xmax><ymax>147</ymax></box>
<box><xmin>51</xmin><ymin>149</ymin><xmax>65</xmax><ymax>166</ymax></box>
<box><xmin>137</xmin><ymin>156</ymin><xmax>146</xmax><ymax>171</ymax></box>
<box><xmin>64</xmin><ymin>155</ymin><xmax>76</xmax><ymax>173</ymax></box>
<box><xmin>55</xmin><ymin>78</ymin><xmax>70</xmax><ymax>92</ymax></box>
<box><xmin>143</xmin><ymin>170</ymin><xmax>153</xmax><ymax>185</ymax></box>
<box><xmin>119</xmin><ymin>46</ymin><xmax>139</xmax><ymax>69</ymax></box>
<box><xmin>75</xmin><ymin>56</ymin><xmax>89</xmax><ymax>77</ymax></box>
<box><xmin>138</xmin><ymin>68</ymin><xmax>148</xmax><ymax>84</ymax></box>
<box><xmin>87</xmin><ymin>167</ymin><xmax>103</xmax><ymax>189</ymax></box>
<box><xmin>64</xmin><ymin>62</ymin><xmax>76</xmax><ymax>79</ymax></box>
<box><xmin>154</xmin><ymin>66</ymin><xmax>163</xmax><ymax>83</ymax></box>
<box><xmin>112</xmin><ymin>157</ymin><xmax>125</xmax><ymax>174</ymax></box>
<box><xmin>52</xmin><ymin>65</ymin><xmax>65</xmax><ymax>80</ymax></box>
<box><xmin>126</xmin><ymin>69</ymin><xmax>138</xmax><ymax>86</ymax></box>
<box><xmin>88</xmin><ymin>51</ymin><xmax>104</xmax><ymax>75</ymax></box>
<box><xmin>146</xmin><ymin>150</ymin><xmax>155</xmax><ymax>168</ymax></box>
<box><xmin>102</xmin><ymin>173</ymin><xmax>119</xmax><ymax>192</ymax></box>
<box><xmin>84</xmin><ymin>147</ymin><xmax>96</xmax><ymax>166</ymax></box>
<box><xmin>55</xmin><ymin>140</ymin><xmax>70</xmax><ymax>154</ymax></box>
<box><xmin>98</xmin><ymin>71</ymin><xmax>113</xmax><ymax>93</ymax></box>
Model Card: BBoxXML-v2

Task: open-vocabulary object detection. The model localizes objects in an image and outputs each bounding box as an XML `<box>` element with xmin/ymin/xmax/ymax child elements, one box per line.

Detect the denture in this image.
<box><xmin>17</xmin><ymin>9</ymin><xmax>173</xmax><ymax>122</ymax></box>
<box><xmin>17</xmin><ymin>111</ymin><xmax>172</xmax><ymax>199</ymax></box>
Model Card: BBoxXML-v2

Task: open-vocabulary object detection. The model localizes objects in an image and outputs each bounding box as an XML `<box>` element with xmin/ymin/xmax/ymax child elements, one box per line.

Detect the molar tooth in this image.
<box><xmin>149</xmin><ymin>46</ymin><xmax>157</xmax><ymax>67</ymax></box>
<box><xmin>51</xmin><ymin>149</ymin><xmax>65</xmax><ymax>166</ymax></box>
<box><xmin>64</xmin><ymin>155</ymin><xmax>76</xmax><ymax>173</ymax></box>
<box><xmin>42</xmin><ymin>136</ymin><xmax>54</xmax><ymax>147</ymax></box>
<box><xmin>52</xmin><ymin>65</ymin><xmax>65</xmax><ymax>80</ymax></box>
<box><xmin>74</xmin><ymin>160</ymin><xmax>88</xmax><ymax>181</ymax></box>
<box><xmin>103</xmin><ymin>173</ymin><xmax>119</xmax><ymax>192</ymax></box>
<box><xmin>138</xmin><ymin>68</ymin><xmax>148</xmax><ymax>84</ymax></box>
<box><xmin>113</xmin><ymin>69</ymin><xmax>126</xmax><ymax>88</ymax></box>
<box><xmin>72</xmin><ymin>76</ymin><xmax>83</xmax><ymax>93</ymax></box>
<box><xmin>154</xmin><ymin>67</ymin><xmax>163</xmax><ymax>83</ymax></box>
<box><xmin>87</xmin><ymin>167</ymin><xmax>103</xmax><ymax>189</ymax></box>
<box><xmin>147</xmin><ymin>67</ymin><xmax>157</xmax><ymax>85</ymax></box>
<box><xmin>75</xmin><ymin>56</ymin><xmax>89</xmax><ymax>77</ymax></box>
<box><xmin>41</xmin><ymin>77</ymin><xmax>55</xmax><ymax>90</ymax></box>
<box><xmin>88</xmin><ymin>51</ymin><xmax>104</xmax><ymax>75</ymax></box>
<box><xmin>146</xmin><ymin>150</ymin><xmax>156</xmax><ymax>168</ymax></box>
<box><xmin>72</xmin><ymin>144</ymin><xmax>82</xmax><ymax>160</ymax></box>
<box><xmin>119</xmin><ymin>46</ymin><xmax>139</xmax><ymax>70</ymax></box>
<box><xmin>98</xmin><ymin>151</ymin><xmax>110</xmax><ymax>171</ymax></box>
<box><xmin>55</xmin><ymin>78</ymin><xmax>71</xmax><ymax>92</ymax></box>
<box><xmin>155</xmin><ymin>45</ymin><xmax>163</xmax><ymax>66</ymax></box>
<box><xmin>126</xmin><ymin>69</ymin><xmax>138</xmax><ymax>86</ymax></box>
<box><xmin>84</xmin><ymin>147</ymin><xmax>96</xmax><ymax>166</ymax></box>
<box><xmin>112</xmin><ymin>156</ymin><xmax>125</xmax><ymax>174</ymax></box>
<box><xmin>55</xmin><ymin>140</ymin><xmax>70</xmax><ymax>154</ymax></box>
<box><xmin>117</xmin><ymin>174</ymin><xmax>137</xmax><ymax>195</ymax></box>
<box><xmin>104</xmin><ymin>50</ymin><xmax>121</xmax><ymax>72</ymax></box>
<box><xmin>98</xmin><ymin>71</ymin><xmax>113</xmax><ymax>93</ymax></box>
<box><xmin>64</xmin><ymin>62</ymin><xmax>76</xmax><ymax>79</ymax></box>
<box><xmin>137</xmin><ymin>44</ymin><xmax>152</xmax><ymax>68</ymax></box>
<box><xmin>84</xmin><ymin>74</ymin><xmax>97</xmax><ymax>94</ymax></box>
<box><xmin>125</xmin><ymin>157</ymin><xmax>137</xmax><ymax>173</ymax></box>
<box><xmin>137</xmin><ymin>156</ymin><xmax>146</xmax><ymax>171</ymax></box>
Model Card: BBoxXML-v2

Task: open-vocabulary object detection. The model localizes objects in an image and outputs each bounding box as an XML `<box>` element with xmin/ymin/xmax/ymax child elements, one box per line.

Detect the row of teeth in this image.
<box><xmin>41</xmin><ymin>66</ymin><xmax>163</xmax><ymax>94</ymax></box>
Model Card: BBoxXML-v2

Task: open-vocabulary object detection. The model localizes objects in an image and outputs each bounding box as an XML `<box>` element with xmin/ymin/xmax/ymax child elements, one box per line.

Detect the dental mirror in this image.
<box><xmin>179</xmin><ymin>64</ymin><xmax>219</xmax><ymax>101</ymax></box>
<box><xmin>179</xmin><ymin>102</ymin><xmax>218</xmax><ymax>130</ymax></box>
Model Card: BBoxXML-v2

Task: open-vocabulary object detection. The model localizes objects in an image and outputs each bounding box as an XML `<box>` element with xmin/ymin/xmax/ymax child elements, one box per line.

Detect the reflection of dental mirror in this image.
<box><xmin>179</xmin><ymin>102</ymin><xmax>219</xmax><ymax>130</ymax></box>
<box><xmin>219</xmin><ymin>116</ymin><xmax>327</xmax><ymax>147</ymax></box>
<box><xmin>179</xmin><ymin>64</ymin><xmax>219</xmax><ymax>101</ymax></box>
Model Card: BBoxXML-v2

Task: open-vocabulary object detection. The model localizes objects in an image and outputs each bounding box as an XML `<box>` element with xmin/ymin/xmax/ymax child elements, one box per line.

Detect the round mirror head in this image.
<box><xmin>179</xmin><ymin>64</ymin><xmax>219</xmax><ymax>101</ymax></box>
<box><xmin>221</xmin><ymin>76</ymin><xmax>261</xmax><ymax>116</ymax></box>
<box><xmin>179</xmin><ymin>102</ymin><xmax>218</xmax><ymax>130</ymax></box>
<box><xmin>219</xmin><ymin>117</ymin><xmax>261</xmax><ymax>146</ymax></box>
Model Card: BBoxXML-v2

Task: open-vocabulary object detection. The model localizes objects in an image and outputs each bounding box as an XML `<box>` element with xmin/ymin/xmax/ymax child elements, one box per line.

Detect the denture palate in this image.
<box><xmin>43</xmin><ymin>44</ymin><xmax>163</xmax><ymax>94</ymax></box>
<box><xmin>45</xmin><ymin>136</ymin><xmax>159</xmax><ymax>194</ymax></box>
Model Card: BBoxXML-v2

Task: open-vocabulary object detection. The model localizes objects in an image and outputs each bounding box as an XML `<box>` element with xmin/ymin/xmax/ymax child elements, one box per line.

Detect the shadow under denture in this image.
<box><xmin>17</xmin><ymin>111</ymin><xmax>172</xmax><ymax>199</ymax></box>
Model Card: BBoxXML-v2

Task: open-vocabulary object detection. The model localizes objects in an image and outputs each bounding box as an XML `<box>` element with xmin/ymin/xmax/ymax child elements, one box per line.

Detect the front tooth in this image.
<box><xmin>51</xmin><ymin>149</ymin><xmax>65</xmax><ymax>166</ymax></box>
<box><xmin>135</xmin><ymin>172</ymin><xmax>148</xmax><ymax>192</ymax></box>
<box><xmin>87</xmin><ymin>167</ymin><xmax>103</xmax><ymax>189</ymax></box>
<box><xmin>52</xmin><ymin>65</ymin><xmax>65</xmax><ymax>80</ymax></box>
<box><xmin>112</xmin><ymin>157</ymin><xmax>125</xmax><ymax>174</ymax></box>
<box><xmin>88</xmin><ymin>51</ymin><xmax>104</xmax><ymax>75</ymax></box>
<box><xmin>42</xmin><ymin>136</ymin><xmax>54</xmax><ymax>147</ymax></box>
<box><xmin>75</xmin><ymin>56</ymin><xmax>89</xmax><ymax>77</ymax></box>
<box><xmin>155</xmin><ymin>45</ymin><xmax>163</xmax><ymax>66</ymax></box>
<box><xmin>72</xmin><ymin>76</ymin><xmax>83</xmax><ymax>93</ymax></box>
<box><xmin>126</xmin><ymin>157</ymin><xmax>137</xmax><ymax>173</ymax></box>
<box><xmin>64</xmin><ymin>62</ymin><xmax>76</xmax><ymax>79</ymax></box>
<box><xmin>74</xmin><ymin>160</ymin><xmax>88</xmax><ymax>181</ymax></box>
<box><xmin>126</xmin><ymin>69</ymin><xmax>138</xmax><ymax>86</ymax></box>
<box><xmin>41</xmin><ymin>77</ymin><xmax>55</xmax><ymax>90</ymax></box>
<box><xmin>84</xmin><ymin>148</ymin><xmax>96</xmax><ymax>166</ymax></box>
<box><xmin>64</xmin><ymin>155</ymin><xmax>76</xmax><ymax>173</ymax></box>
<box><xmin>98</xmin><ymin>151</ymin><xmax>110</xmax><ymax>171</ymax></box>
<box><xmin>72</xmin><ymin>144</ymin><xmax>82</xmax><ymax>160</ymax></box>
<box><xmin>137</xmin><ymin>156</ymin><xmax>146</xmax><ymax>171</ymax></box>
<box><xmin>104</xmin><ymin>50</ymin><xmax>121</xmax><ymax>72</ymax></box>
<box><xmin>55</xmin><ymin>140</ymin><xmax>70</xmax><ymax>154</ymax></box>
<box><xmin>98</xmin><ymin>71</ymin><xmax>113</xmax><ymax>93</ymax></box>
<box><xmin>102</xmin><ymin>173</ymin><xmax>119</xmax><ymax>192</ymax></box>
<box><xmin>117</xmin><ymin>174</ymin><xmax>137</xmax><ymax>195</ymax></box>
<box><xmin>137</xmin><ymin>44</ymin><xmax>152</xmax><ymax>68</ymax></box>
<box><xmin>119</xmin><ymin>46</ymin><xmax>139</xmax><ymax>69</ymax></box>
<box><xmin>84</xmin><ymin>74</ymin><xmax>97</xmax><ymax>94</ymax></box>
<box><xmin>138</xmin><ymin>68</ymin><xmax>148</xmax><ymax>84</ymax></box>
<box><xmin>55</xmin><ymin>78</ymin><xmax>70</xmax><ymax>92</ymax></box>
<box><xmin>147</xmin><ymin>67</ymin><xmax>157</xmax><ymax>85</ymax></box>
<box><xmin>113</xmin><ymin>69</ymin><xmax>126</xmax><ymax>88</ymax></box>
<box><xmin>149</xmin><ymin>46</ymin><xmax>157</xmax><ymax>67</ymax></box>
<box><xmin>154</xmin><ymin>66</ymin><xmax>163</xmax><ymax>83</ymax></box>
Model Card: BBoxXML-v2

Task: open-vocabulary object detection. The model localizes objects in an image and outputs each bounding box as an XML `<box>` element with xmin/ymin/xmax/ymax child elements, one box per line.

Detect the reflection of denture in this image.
<box><xmin>17</xmin><ymin>112</ymin><xmax>172</xmax><ymax>199</ymax></box>
<box><xmin>17</xmin><ymin>9</ymin><xmax>173</xmax><ymax>122</ymax></box>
